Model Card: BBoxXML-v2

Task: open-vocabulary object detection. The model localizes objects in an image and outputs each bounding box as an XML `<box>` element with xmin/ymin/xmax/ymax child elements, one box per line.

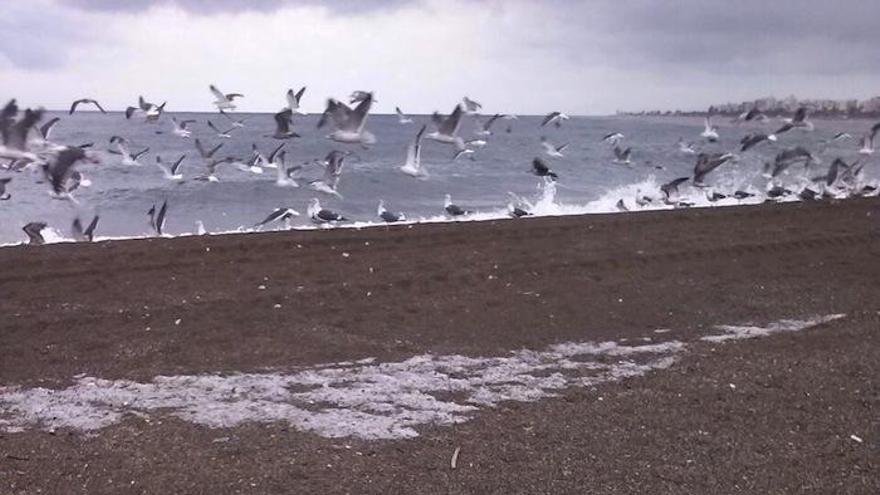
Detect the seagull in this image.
<box><xmin>194</xmin><ymin>139</ymin><xmax>226</xmax><ymax>181</ymax></box>
<box><xmin>349</xmin><ymin>90</ymin><xmax>374</xmax><ymax>104</ymax></box>
<box><xmin>474</xmin><ymin>114</ymin><xmax>503</xmax><ymax>137</ymax></box>
<box><xmin>155</xmin><ymin>154</ymin><xmax>186</xmax><ymax>181</ymax></box>
<box><xmin>465</xmin><ymin>138</ymin><xmax>488</xmax><ymax>148</ymax></box>
<box><xmin>35</xmin><ymin>117</ymin><xmax>61</xmax><ymax>141</ymax></box>
<box><xmin>210</xmin><ymin>84</ymin><xmax>244</xmax><ymax>111</ymax></box>
<box><xmin>400</xmin><ymin>125</ymin><xmax>428</xmax><ymax>178</ymax></box>
<box><xmin>541</xmin><ymin>111</ymin><xmax>569</xmax><ymax>128</ymax></box>
<box><xmin>733</xmin><ymin>190</ymin><xmax>755</xmax><ymax>200</ymax></box>
<box><xmin>616</xmin><ymin>199</ymin><xmax>630</xmax><ymax>212</ymax></box>
<box><xmin>812</xmin><ymin>157</ymin><xmax>852</xmax><ymax>187</ymax></box>
<box><xmin>701</xmin><ymin>115</ymin><xmax>719</xmax><ymax>142</ymax></box>
<box><xmin>733</xmin><ymin>107</ymin><xmax>766</xmax><ymax>124</ymax></box>
<box><xmin>377</xmin><ymin>200</ymin><xmax>406</xmax><ymax>222</ymax></box>
<box><xmin>452</xmin><ymin>148</ymin><xmax>476</xmax><ymax>162</ymax></box>
<box><xmin>395</xmin><ymin>107</ymin><xmax>413</xmax><ymax>124</ymax></box>
<box><xmin>308</xmin><ymin>198</ymin><xmax>345</xmax><ymax>224</ymax></box>
<box><xmin>147</xmin><ymin>200</ymin><xmax>168</xmax><ymax>236</ymax></box>
<box><xmin>219</xmin><ymin>109</ymin><xmax>248</xmax><ymax>128</ymax></box>
<box><xmin>427</xmin><ymin>104</ymin><xmax>465</xmax><ymax>149</ymax></box>
<box><xmin>740</xmin><ymin>132</ymin><xmax>777</xmax><ymax>152</ymax></box>
<box><xmin>541</xmin><ymin>136</ymin><xmax>568</xmax><ymax>158</ymax></box>
<box><xmin>601</xmin><ymin>132</ymin><xmax>624</xmax><ymax>145</ymax></box>
<box><xmin>171</xmin><ymin>117</ymin><xmax>196</xmax><ymax>138</ymax></box>
<box><xmin>286</xmin><ymin>87</ymin><xmax>307</xmax><ymax>115</ymax></box>
<box><xmin>328</xmin><ymin>93</ymin><xmax>375</xmax><ymax>145</ymax></box>
<box><xmin>0</xmin><ymin>177</ymin><xmax>11</xmax><ymax>200</ymax></box>
<box><xmin>195</xmin><ymin>138</ymin><xmax>223</xmax><ymax>161</ymax></box>
<box><xmin>309</xmin><ymin>150</ymin><xmax>347</xmax><ymax>198</ymax></box>
<box><xmin>677</xmin><ymin>138</ymin><xmax>697</xmax><ymax>154</ymax></box>
<box><xmin>207</xmin><ymin>120</ymin><xmax>238</xmax><ymax>139</ymax></box>
<box><xmin>0</xmin><ymin>100</ymin><xmax>43</xmax><ymax>160</ymax></box>
<box><xmin>196</xmin><ymin>157</ymin><xmax>237</xmax><ymax>182</ymax></box>
<box><xmin>72</xmin><ymin>215</ymin><xmax>100</xmax><ymax>242</ymax></box>
<box><xmin>693</xmin><ymin>152</ymin><xmax>735</xmax><ymax>187</ymax></box>
<box><xmin>767</xmin><ymin>147</ymin><xmax>819</xmax><ymax>177</ymax></box>
<box><xmin>125</xmin><ymin>96</ymin><xmax>165</xmax><ymax>122</ymax></box>
<box><xmin>108</xmin><ymin>136</ymin><xmax>148</xmax><ymax>166</ymax></box>
<box><xmin>857</xmin><ymin>122</ymin><xmax>879</xmax><ymax>155</ymax></box>
<box><xmin>612</xmin><ymin>145</ymin><xmax>632</xmax><ymax>164</ymax></box>
<box><xmin>774</xmin><ymin>106</ymin><xmax>814</xmax><ymax>136</ymax></box>
<box><xmin>661</xmin><ymin>177</ymin><xmax>690</xmax><ymax>204</ymax></box>
<box><xmin>254</xmin><ymin>142</ymin><xmax>285</xmax><ymax>169</ymax></box>
<box><xmin>255</xmin><ymin>207</ymin><xmax>300</xmax><ymax>230</ymax></box>
<box><xmin>317</xmin><ymin>98</ymin><xmax>352</xmax><ymax>129</ymax></box>
<box><xmin>22</xmin><ymin>222</ymin><xmax>47</xmax><ymax>245</ymax></box>
<box><xmin>531</xmin><ymin>157</ymin><xmax>558</xmax><ymax>180</ymax></box>
<box><xmin>274</xmin><ymin>151</ymin><xmax>302</xmax><ymax>188</ymax></box>
<box><xmin>462</xmin><ymin>96</ymin><xmax>482</xmax><ymax>114</ymax></box>
<box><xmin>271</xmin><ymin>109</ymin><xmax>301</xmax><ymax>139</ymax></box>
<box><xmin>444</xmin><ymin>194</ymin><xmax>471</xmax><ymax>217</ymax></box>
<box><xmin>69</xmin><ymin>99</ymin><xmax>106</xmax><ymax>115</ymax></box>
<box><xmin>506</xmin><ymin>192</ymin><xmax>533</xmax><ymax>218</ymax></box>
<box><xmin>42</xmin><ymin>146</ymin><xmax>97</xmax><ymax>198</ymax></box>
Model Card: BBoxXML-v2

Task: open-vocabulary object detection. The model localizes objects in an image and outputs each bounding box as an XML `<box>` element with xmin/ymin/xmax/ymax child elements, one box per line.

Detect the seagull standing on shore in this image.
<box><xmin>401</xmin><ymin>125</ymin><xmax>428</xmax><ymax>178</ymax></box>
<box><xmin>444</xmin><ymin>194</ymin><xmax>472</xmax><ymax>217</ymax></box>
<box><xmin>377</xmin><ymin>200</ymin><xmax>406</xmax><ymax>222</ymax></box>
<box><xmin>308</xmin><ymin>198</ymin><xmax>345</xmax><ymax>223</ymax></box>
<box><xmin>210</xmin><ymin>85</ymin><xmax>243</xmax><ymax>111</ymax></box>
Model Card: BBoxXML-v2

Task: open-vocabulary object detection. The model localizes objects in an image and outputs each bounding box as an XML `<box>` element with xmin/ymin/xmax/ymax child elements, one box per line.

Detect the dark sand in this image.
<box><xmin>1</xmin><ymin>199</ymin><xmax>879</xmax><ymax>494</ymax></box>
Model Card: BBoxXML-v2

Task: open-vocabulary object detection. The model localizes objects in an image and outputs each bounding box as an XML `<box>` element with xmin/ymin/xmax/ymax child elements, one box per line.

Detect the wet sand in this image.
<box><xmin>1</xmin><ymin>198</ymin><xmax>879</xmax><ymax>494</ymax></box>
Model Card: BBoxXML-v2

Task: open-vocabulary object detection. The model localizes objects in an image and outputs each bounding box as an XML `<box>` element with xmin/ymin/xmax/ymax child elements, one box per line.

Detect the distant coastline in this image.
<box><xmin>620</xmin><ymin>95</ymin><xmax>880</xmax><ymax>119</ymax></box>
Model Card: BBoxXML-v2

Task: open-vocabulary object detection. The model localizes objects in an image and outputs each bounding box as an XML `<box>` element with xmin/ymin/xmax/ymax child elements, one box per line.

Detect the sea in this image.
<box><xmin>1</xmin><ymin>112</ymin><xmax>877</xmax><ymax>245</ymax></box>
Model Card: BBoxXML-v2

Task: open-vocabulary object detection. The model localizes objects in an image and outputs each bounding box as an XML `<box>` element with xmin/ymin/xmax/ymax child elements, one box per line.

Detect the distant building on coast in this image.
<box><xmin>620</xmin><ymin>95</ymin><xmax>880</xmax><ymax>118</ymax></box>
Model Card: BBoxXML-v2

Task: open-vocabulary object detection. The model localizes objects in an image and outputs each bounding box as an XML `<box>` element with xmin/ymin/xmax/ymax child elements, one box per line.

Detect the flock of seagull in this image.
<box><xmin>1</xmin><ymin>85</ymin><xmax>879</xmax><ymax>245</ymax></box>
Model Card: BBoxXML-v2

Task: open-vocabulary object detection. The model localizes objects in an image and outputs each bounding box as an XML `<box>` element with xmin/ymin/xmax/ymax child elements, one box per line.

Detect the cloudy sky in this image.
<box><xmin>1</xmin><ymin>0</ymin><xmax>879</xmax><ymax>115</ymax></box>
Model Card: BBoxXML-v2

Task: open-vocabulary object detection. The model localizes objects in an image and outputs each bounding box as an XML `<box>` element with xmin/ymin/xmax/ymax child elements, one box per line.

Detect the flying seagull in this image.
<box><xmin>0</xmin><ymin>100</ymin><xmax>43</xmax><ymax>159</ymax></box>
<box><xmin>274</xmin><ymin>150</ymin><xmax>302</xmax><ymax>188</ymax></box>
<box><xmin>400</xmin><ymin>125</ymin><xmax>428</xmax><ymax>178</ymax></box>
<box><xmin>444</xmin><ymin>194</ymin><xmax>472</xmax><ymax>217</ymax></box>
<box><xmin>602</xmin><ymin>132</ymin><xmax>624</xmax><ymax>145</ymax></box>
<box><xmin>69</xmin><ymin>99</ymin><xmax>106</xmax><ymax>115</ymax></box>
<box><xmin>42</xmin><ymin>146</ymin><xmax>98</xmax><ymax>198</ymax></box>
<box><xmin>613</xmin><ymin>145</ymin><xmax>632</xmax><ymax>164</ymax></box>
<box><xmin>219</xmin><ymin>109</ymin><xmax>248</xmax><ymax>128</ymax></box>
<box><xmin>377</xmin><ymin>200</ymin><xmax>406</xmax><ymax>222</ymax></box>
<box><xmin>857</xmin><ymin>122</ymin><xmax>879</xmax><ymax>155</ymax></box>
<box><xmin>462</xmin><ymin>96</ymin><xmax>482</xmax><ymax>114</ymax></box>
<box><xmin>171</xmin><ymin>117</ymin><xmax>196</xmax><ymax>138</ymax></box>
<box><xmin>308</xmin><ymin>198</ymin><xmax>345</xmax><ymax>224</ymax></box>
<box><xmin>693</xmin><ymin>152</ymin><xmax>735</xmax><ymax>187</ymax></box>
<box><xmin>767</xmin><ymin>147</ymin><xmax>818</xmax><ymax>178</ymax></box>
<box><xmin>210</xmin><ymin>84</ymin><xmax>244</xmax><ymax>111</ymax></box>
<box><xmin>147</xmin><ymin>200</ymin><xmax>168</xmax><ymax>236</ymax></box>
<box><xmin>349</xmin><ymin>90</ymin><xmax>374</xmax><ymax>104</ymax></box>
<box><xmin>427</xmin><ymin>104</ymin><xmax>465</xmax><ymax>149</ymax></box>
<box><xmin>318</xmin><ymin>98</ymin><xmax>352</xmax><ymax>129</ymax></box>
<box><xmin>195</xmin><ymin>138</ymin><xmax>223</xmax><ymax>161</ymax></box>
<box><xmin>271</xmin><ymin>109</ymin><xmax>301</xmax><ymax>139</ymax></box>
<box><xmin>541</xmin><ymin>111</ymin><xmax>570</xmax><ymax>128</ymax></box>
<box><xmin>701</xmin><ymin>116</ymin><xmax>719</xmax><ymax>142</ymax></box>
<box><xmin>506</xmin><ymin>192</ymin><xmax>533</xmax><ymax>218</ymax></box>
<box><xmin>72</xmin><ymin>215</ymin><xmax>100</xmax><ymax>242</ymax></box>
<box><xmin>155</xmin><ymin>154</ymin><xmax>186</xmax><ymax>181</ymax></box>
<box><xmin>733</xmin><ymin>107</ymin><xmax>766</xmax><ymax>124</ymax></box>
<box><xmin>22</xmin><ymin>222</ymin><xmax>47</xmax><ymax>245</ymax></box>
<box><xmin>328</xmin><ymin>93</ymin><xmax>375</xmax><ymax>145</ymax></box>
<box><xmin>531</xmin><ymin>157</ymin><xmax>558</xmax><ymax>180</ymax></box>
<box><xmin>286</xmin><ymin>87</ymin><xmax>307</xmax><ymax>115</ymax></box>
<box><xmin>108</xmin><ymin>136</ymin><xmax>149</xmax><ymax>166</ymax></box>
<box><xmin>677</xmin><ymin>138</ymin><xmax>697</xmax><ymax>154</ymax></box>
<box><xmin>740</xmin><ymin>133</ymin><xmax>777</xmax><ymax>152</ymax></box>
<box><xmin>207</xmin><ymin>120</ymin><xmax>238</xmax><ymax>139</ymax></box>
<box><xmin>395</xmin><ymin>107</ymin><xmax>413</xmax><ymax>124</ymax></box>
<box><xmin>541</xmin><ymin>136</ymin><xmax>568</xmax><ymax>158</ymax></box>
<box><xmin>474</xmin><ymin>113</ymin><xmax>503</xmax><ymax>137</ymax></box>
<box><xmin>661</xmin><ymin>177</ymin><xmax>690</xmax><ymax>204</ymax></box>
<box><xmin>35</xmin><ymin>117</ymin><xmax>61</xmax><ymax>141</ymax></box>
<box><xmin>774</xmin><ymin>106</ymin><xmax>814</xmax><ymax>136</ymax></box>
<box><xmin>125</xmin><ymin>96</ymin><xmax>165</xmax><ymax>122</ymax></box>
<box><xmin>309</xmin><ymin>150</ymin><xmax>348</xmax><ymax>198</ymax></box>
<box><xmin>0</xmin><ymin>177</ymin><xmax>11</xmax><ymax>200</ymax></box>
<box><xmin>255</xmin><ymin>207</ymin><xmax>300</xmax><ymax>230</ymax></box>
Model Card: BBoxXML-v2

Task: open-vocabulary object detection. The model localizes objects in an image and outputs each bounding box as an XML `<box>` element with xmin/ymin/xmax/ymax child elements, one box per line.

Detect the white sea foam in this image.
<box><xmin>0</xmin><ymin>314</ymin><xmax>845</xmax><ymax>439</ymax></box>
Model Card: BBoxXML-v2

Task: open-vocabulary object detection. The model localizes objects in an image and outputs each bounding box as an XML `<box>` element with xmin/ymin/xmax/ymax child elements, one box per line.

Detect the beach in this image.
<box><xmin>1</xmin><ymin>199</ymin><xmax>879</xmax><ymax>494</ymax></box>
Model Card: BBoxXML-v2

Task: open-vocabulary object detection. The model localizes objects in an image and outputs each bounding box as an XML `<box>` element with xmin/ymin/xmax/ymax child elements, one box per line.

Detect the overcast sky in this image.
<box><xmin>2</xmin><ymin>0</ymin><xmax>879</xmax><ymax>115</ymax></box>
